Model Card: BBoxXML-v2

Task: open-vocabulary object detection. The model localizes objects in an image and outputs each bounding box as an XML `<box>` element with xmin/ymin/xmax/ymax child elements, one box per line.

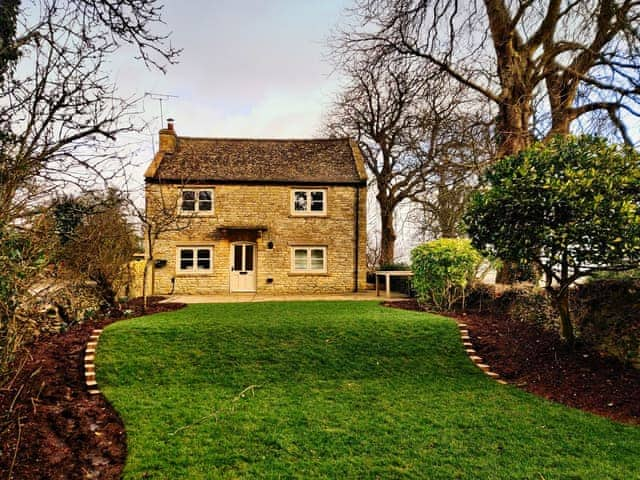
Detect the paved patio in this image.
<box><xmin>161</xmin><ymin>290</ymin><xmax>410</xmax><ymax>304</ymax></box>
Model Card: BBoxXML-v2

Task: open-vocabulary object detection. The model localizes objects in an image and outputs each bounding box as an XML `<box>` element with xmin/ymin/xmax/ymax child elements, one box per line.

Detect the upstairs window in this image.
<box><xmin>181</xmin><ymin>189</ymin><xmax>213</xmax><ymax>213</ymax></box>
<box><xmin>291</xmin><ymin>189</ymin><xmax>326</xmax><ymax>215</ymax></box>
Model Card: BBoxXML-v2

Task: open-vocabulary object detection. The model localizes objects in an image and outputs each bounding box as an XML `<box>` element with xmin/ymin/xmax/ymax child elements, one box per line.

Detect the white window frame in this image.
<box><xmin>290</xmin><ymin>246</ymin><xmax>327</xmax><ymax>273</ymax></box>
<box><xmin>176</xmin><ymin>246</ymin><xmax>214</xmax><ymax>274</ymax></box>
<box><xmin>290</xmin><ymin>189</ymin><xmax>326</xmax><ymax>216</ymax></box>
<box><xmin>179</xmin><ymin>188</ymin><xmax>214</xmax><ymax>214</ymax></box>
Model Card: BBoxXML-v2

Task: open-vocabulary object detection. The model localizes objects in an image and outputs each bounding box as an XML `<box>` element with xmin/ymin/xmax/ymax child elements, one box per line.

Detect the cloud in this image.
<box><xmin>112</xmin><ymin>0</ymin><xmax>349</xmax><ymax>140</ymax></box>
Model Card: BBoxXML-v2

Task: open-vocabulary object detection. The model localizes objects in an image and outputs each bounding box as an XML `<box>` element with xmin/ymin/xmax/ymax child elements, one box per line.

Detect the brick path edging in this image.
<box><xmin>85</xmin><ymin>329</ymin><xmax>103</xmax><ymax>395</ymax></box>
<box><xmin>456</xmin><ymin>321</ymin><xmax>508</xmax><ymax>385</ymax></box>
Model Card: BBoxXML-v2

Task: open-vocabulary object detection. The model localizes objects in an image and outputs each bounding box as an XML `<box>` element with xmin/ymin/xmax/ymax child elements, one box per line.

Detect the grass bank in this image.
<box><xmin>97</xmin><ymin>301</ymin><xmax>640</xmax><ymax>479</ymax></box>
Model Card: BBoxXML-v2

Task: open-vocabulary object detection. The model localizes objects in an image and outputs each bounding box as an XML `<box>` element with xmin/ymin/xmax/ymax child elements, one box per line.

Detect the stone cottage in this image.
<box><xmin>144</xmin><ymin>120</ymin><xmax>367</xmax><ymax>295</ymax></box>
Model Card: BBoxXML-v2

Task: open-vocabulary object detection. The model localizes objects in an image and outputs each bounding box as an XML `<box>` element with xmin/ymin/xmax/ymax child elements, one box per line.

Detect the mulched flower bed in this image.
<box><xmin>387</xmin><ymin>299</ymin><xmax>640</xmax><ymax>425</ymax></box>
<box><xmin>0</xmin><ymin>297</ymin><xmax>185</xmax><ymax>480</ymax></box>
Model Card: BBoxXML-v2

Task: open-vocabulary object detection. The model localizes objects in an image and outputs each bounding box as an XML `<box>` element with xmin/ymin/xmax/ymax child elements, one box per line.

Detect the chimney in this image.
<box><xmin>158</xmin><ymin>118</ymin><xmax>176</xmax><ymax>153</ymax></box>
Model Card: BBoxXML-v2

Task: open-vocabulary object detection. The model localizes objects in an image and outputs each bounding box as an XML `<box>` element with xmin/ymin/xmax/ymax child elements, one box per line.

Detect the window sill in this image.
<box><xmin>178</xmin><ymin>213</ymin><xmax>217</xmax><ymax>218</ymax></box>
<box><xmin>288</xmin><ymin>272</ymin><xmax>329</xmax><ymax>276</ymax></box>
<box><xmin>175</xmin><ymin>272</ymin><xmax>215</xmax><ymax>277</ymax></box>
<box><xmin>289</xmin><ymin>214</ymin><xmax>328</xmax><ymax>218</ymax></box>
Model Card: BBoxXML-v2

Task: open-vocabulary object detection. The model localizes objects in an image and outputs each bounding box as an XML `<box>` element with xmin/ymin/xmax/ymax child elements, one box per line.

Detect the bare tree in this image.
<box><xmin>414</xmin><ymin>98</ymin><xmax>494</xmax><ymax>238</ymax></box>
<box><xmin>326</xmin><ymin>59</ymin><xmax>437</xmax><ymax>265</ymax></box>
<box><xmin>0</xmin><ymin>0</ymin><xmax>178</xmax><ymax>374</ymax></box>
<box><xmin>326</xmin><ymin>56</ymin><xmax>492</xmax><ymax>264</ymax></box>
<box><xmin>0</xmin><ymin>0</ymin><xmax>179</xmax><ymax>227</ymax></box>
<box><xmin>415</xmin><ymin>170</ymin><xmax>480</xmax><ymax>239</ymax></box>
<box><xmin>128</xmin><ymin>182</ymin><xmax>195</xmax><ymax>311</ymax></box>
<box><xmin>341</xmin><ymin>0</ymin><xmax>640</xmax><ymax>153</ymax></box>
<box><xmin>338</xmin><ymin>0</ymin><xmax>640</xmax><ymax>280</ymax></box>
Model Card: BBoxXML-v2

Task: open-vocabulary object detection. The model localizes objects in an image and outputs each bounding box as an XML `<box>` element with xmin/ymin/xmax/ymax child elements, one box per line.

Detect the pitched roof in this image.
<box><xmin>145</xmin><ymin>136</ymin><xmax>367</xmax><ymax>185</ymax></box>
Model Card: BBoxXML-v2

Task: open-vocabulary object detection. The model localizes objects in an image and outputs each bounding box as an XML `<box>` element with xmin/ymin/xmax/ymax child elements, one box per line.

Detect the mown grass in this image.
<box><xmin>97</xmin><ymin>301</ymin><xmax>640</xmax><ymax>479</ymax></box>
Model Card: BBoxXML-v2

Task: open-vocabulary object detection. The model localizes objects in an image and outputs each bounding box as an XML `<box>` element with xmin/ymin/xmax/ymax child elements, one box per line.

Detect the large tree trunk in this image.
<box><xmin>379</xmin><ymin>205</ymin><xmax>396</xmax><ymax>266</ymax></box>
<box><xmin>141</xmin><ymin>229</ymin><xmax>154</xmax><ymax>313</ymax></box>
<box><xmin>495</xmin><ymin>101</ymin><xmax>532</xmax><ymax>159</ymax></box>
<box><xmin>376</xmin><ymin>182</ymin><xmax>398</xmax><ymax>266</ymax></box>
<box><xmin>486</xmin><ymin>0</ymin><xmax>534</xmax><ymax>159</ymax></box>
<box><xmin>545</xmin><ymin>72</ymin><xmax>578</xmax><ymax>138</ymax></box>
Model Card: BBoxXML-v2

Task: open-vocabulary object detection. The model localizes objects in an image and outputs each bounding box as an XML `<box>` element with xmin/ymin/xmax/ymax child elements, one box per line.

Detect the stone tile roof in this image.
<box><xmin>145</xmin><ymin>136</ymin><xmax>367</xmax><ymax>185</ymax></box>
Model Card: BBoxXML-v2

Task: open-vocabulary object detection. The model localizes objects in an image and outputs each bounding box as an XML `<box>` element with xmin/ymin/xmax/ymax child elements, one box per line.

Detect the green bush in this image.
<box><xmin>464</xmin><ymin>280</ymin><xmax>640</xmax><ymax>368</ymax></box>
<box><xmin>498</xmin><ymin>286</ymin><xmax>556</xmax><ymax>327</ymax></box>
<box><xmin>574</xmin><ymin>279</ymin><xmax>640</xmax><ymax>366</ymax></box>
<box><xmin>465</xmin><ymin>284</ymin><xmax>556</xmax><ymax>324</ymax></box>
<box><xmin>465</xmin><ymin>135</ymin><xmax>640</xmax><ymax>345</ymax></box>
<box><xmin>411</xmin><ymin>239</ymin><xmax>482</xmax><ymax>310</ymax></box>
<box><xmin>463</xmin><ymin>283</ymin><xmax>497</xmax><ymax>311</ymax></box>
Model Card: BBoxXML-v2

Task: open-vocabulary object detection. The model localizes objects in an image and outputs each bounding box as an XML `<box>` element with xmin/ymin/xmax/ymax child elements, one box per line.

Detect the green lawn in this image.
<box><xmin>97</xmin><ymin>301</ymin><xmax>640</xmax><ymax>479</ymax></box>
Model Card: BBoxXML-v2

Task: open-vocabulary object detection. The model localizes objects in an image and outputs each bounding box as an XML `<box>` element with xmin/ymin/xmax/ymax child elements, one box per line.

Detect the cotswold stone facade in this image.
<box><xmin>144</xmin><ymin>121</ymin><xmax>367</xmax><ymax>295</ymax></box>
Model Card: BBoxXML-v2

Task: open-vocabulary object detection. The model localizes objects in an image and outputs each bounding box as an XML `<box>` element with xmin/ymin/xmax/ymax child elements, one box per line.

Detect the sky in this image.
<box><xmin>116</xmin><ymin>0</ymin><xmax>351</xmax><ymax>146</ymax></box>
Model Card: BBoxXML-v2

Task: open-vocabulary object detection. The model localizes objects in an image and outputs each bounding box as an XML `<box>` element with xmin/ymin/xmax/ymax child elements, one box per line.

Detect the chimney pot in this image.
<box><xmin>159</xmin><ymin>118</ymin><xmax>177</xmax><ymax>153</ymax></box>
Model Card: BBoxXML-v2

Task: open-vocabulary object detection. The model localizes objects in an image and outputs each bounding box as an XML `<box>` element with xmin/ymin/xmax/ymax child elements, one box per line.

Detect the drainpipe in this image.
<box><xmin>354</xmin><ymin>185</ymin><xmax>360</xmax><ymax>293</ymax></box>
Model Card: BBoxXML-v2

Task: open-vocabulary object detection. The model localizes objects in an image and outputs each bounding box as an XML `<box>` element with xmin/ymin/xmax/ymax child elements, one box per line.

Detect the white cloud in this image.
<box><xmin>162</xmin><ymin>85</ymin><xmax>336</xmax><ymax>138</ymax></box>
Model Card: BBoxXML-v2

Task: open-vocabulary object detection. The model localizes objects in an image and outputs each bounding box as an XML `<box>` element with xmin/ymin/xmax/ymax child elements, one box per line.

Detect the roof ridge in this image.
<box><xmin>177</xmin><ymin>136</ymin><xmax>351</xmax><ymax>143</ymax></box>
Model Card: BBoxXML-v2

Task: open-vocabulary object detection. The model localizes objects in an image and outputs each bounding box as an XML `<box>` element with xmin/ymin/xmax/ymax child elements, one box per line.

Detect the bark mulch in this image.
<box><xmin>0</xmin><ymin>297</ymin><xmax>185</xmax><ymax>480</ymax></box>
<box><xmin>386</xmin><ymin>299</ymin><xmax>640</xmax><ymax>425</ymax></box>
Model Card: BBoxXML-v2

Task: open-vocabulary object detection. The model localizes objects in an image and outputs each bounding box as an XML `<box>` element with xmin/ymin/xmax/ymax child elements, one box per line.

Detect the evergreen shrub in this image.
<box><xmin>411</xmin><ymin>239</ymin><xmax>482</xmax><ymax>311</ymax></box>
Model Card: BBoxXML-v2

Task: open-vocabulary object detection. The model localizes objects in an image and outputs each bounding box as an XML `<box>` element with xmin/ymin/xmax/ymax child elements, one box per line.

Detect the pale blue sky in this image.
<box><xmin>116</xmin><ymin>0</ymin><xmax>351</xmax><ymax>143</ymax></box>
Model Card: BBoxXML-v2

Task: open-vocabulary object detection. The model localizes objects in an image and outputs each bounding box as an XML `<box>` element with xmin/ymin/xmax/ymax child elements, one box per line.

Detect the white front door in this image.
<box><xmin>230</xmin><ymin>242</ymin><xmax>256</xmax><ymax>292</ymax></box>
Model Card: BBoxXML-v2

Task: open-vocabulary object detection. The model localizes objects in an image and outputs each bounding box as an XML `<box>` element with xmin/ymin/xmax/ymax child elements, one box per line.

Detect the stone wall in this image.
<box><xmin>145</xmin><ymin>183</ymin><xmax>367</xmax><ymax>294</ymax></box>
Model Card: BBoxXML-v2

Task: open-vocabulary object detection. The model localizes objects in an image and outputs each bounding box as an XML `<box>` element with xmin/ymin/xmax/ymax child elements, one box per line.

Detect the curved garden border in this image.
<box><xmin>85</xmin><ymin>328</ymin><xmax>103</xmax><ymax>395</ymax></box>
<box><xmin>456</xmin><ymin>321</ymin><xmax>508</xmax><ymax>385</ymax></box>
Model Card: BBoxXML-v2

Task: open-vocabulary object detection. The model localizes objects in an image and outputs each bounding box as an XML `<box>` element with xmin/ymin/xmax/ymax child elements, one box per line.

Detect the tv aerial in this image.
<box><xmin>145</xmin><ymin>92</ymin><xmax>178</xmax><ymax>129</ymax></box>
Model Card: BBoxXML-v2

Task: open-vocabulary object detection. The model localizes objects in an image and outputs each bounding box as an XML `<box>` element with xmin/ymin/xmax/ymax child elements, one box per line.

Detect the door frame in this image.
<box><xmin>229</xmin><ymin>241</ymin><xmax>257</xmax><ymax>293</ymax></box>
